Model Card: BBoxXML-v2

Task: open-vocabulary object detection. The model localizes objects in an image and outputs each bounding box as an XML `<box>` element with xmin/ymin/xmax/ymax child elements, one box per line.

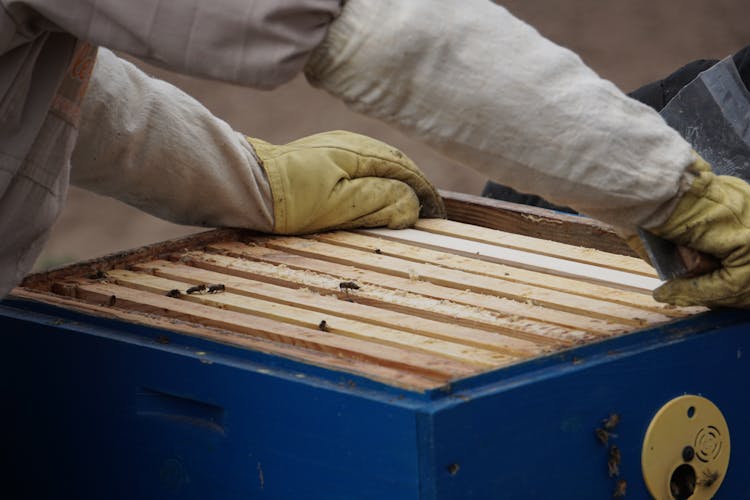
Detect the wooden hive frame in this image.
<box><xmin>14</xmin><ymin>191</ymin><xmax>702</xmax><ymax>391</ymax></box>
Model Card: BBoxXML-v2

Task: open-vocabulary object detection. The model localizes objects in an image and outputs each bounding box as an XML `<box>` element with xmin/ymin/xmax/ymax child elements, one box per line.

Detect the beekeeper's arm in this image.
<box><xmin>14</xmin><ymin>0</ymin><xmax>443</xmax><ymax>235</ymax></box>
<box><xmin>0</xmin><ymin>0</ymin><xmax>443</xmax><ymax>298</ymax></box>
<box><xmin>303</xmin><ymin>0</ymin><xmax>750</xmax><ymax>308</ymax></box>
<box><xmin>72</xmin><ymin>49</ymin><xmax>443</xmax><ymax>235</ymax></box>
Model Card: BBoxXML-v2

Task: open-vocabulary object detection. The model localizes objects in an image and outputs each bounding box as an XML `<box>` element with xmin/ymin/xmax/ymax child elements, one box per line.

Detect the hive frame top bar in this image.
<box><xmin>11</xmin><ymin>193</ymin><xmax>704</xmax><ymax>394</ymax></box>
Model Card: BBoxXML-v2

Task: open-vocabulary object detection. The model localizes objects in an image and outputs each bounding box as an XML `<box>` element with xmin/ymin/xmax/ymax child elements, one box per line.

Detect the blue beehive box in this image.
<box><xmin>3</xmin><ymin>194</ymin><xmax>748</xmax><ymax>499</ymax></box>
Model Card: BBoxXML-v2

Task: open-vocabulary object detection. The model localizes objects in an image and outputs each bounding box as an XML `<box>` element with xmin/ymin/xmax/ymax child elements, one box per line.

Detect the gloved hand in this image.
<box><xmin>632</xmin><ymin>156</ymin><xmax>750</xmax><ymax>308</ymax></box>
<box><xmin>249</xmin><ymin>131</ymin><xmax>445</xmax><ymax>234</ymax></box>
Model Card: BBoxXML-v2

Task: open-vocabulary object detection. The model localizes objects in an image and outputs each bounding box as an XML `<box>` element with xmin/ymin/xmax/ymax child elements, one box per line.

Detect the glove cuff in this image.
<box><xmin>683</xmin><ymin>152</ymin><xmax>714</xmax><ymax>197</ymax></box>
<box><xmin>246</xmin><ymin>137</ymin><xmax>290</xmax><ymax>233</ymax></box>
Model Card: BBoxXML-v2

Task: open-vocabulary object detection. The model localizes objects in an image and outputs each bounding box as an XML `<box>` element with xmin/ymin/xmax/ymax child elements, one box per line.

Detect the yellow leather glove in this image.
<box><xmin>249</xmin><ymin>131</ymin><xmax>445</xmax><ymax>235</ymax></box>
<box><xmin>639</xmin><ymin>155</ymin><xmax>750</xmax><ymax>308</ymax></box>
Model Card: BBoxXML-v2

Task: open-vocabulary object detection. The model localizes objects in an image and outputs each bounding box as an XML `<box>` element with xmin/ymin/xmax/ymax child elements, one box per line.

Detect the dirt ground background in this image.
<box><xmin>34</xmin><ymin>0</ymin><xmax>749</xmax><ymax>271</ymax></box>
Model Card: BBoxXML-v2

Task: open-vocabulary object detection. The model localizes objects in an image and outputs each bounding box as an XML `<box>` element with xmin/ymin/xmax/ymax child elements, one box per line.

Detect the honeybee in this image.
<box><xmin>87</xmin><ymin>270</ymin><xmax>109</xmax><ymax>280</ymax></box>
<box><xmin>186</xmin><ymin>284</ymin><xmax>207</xmax><ymax>294</ymax></box>
<box><xmin>207</xmin><ymin>284</ymin><xmax>225</xmax><ymax>294</ymax></box>
<box><xmin>613</xmin><ymin>479</ymin><xmax>627</xmax><ymax>498</ymax></box>
<box><xmin>602</xmin><ymin>413</ymin><xmax>621</xmax><ymax>431</ymax></box>
<box><xmin>339</xmin><ymin>281</ymin><xmax>360</xmax><ymax>296</ymax></box>
<box><xmin>318</xmin><ymin>320</ymin><xmax>329</xmax><ymax>332</ymax></box>
<box><xmin>608</xmin><ymin>445</ymin><xmax>621</xmax><ymax>477</ymax></box>
<box><xmin>596</xmin><ymin>412</ymin><xmax>620</xmax><ymax>446</ymax></box>
<box><xmin>697</xmin><ymin>469</ymin><xmax>720</xmax><ymax>488</ymax></box>
<box><xmin>165</xmin><ymin>289</ymin><xmax>182</xmax><ymax>298</ymax></box>
<box><xmin>107</xmin><ymin>294</ymin><xmax>117</xmax><ymax>307</ymax></box>
<box><xmin>595</xmin><ymin>428</ymin><xmax>616</xmax><ymax>446</ymax></box>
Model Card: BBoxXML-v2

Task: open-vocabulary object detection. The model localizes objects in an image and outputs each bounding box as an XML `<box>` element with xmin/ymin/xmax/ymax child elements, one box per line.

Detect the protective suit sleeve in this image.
<box><xmin>71</xmin><ymin>48</ymin><xmax>275</xmax><ymax>232</ymax></box>
<box><xmin>1</xmin><ymin>0</ymin><xmax>342</xmax><ymax>88</ymax></box>
<box><xmin>304</xmin><ymin>0</ymin><xmax>696</xmax><ymax>232</ymax></box>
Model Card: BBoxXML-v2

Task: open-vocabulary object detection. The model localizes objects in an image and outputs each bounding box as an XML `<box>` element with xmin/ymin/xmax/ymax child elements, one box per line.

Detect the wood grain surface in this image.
<box><xmin>15</xmin><ymin>204</ymin><xmax>703</xmax><ymax>391</ymax></box>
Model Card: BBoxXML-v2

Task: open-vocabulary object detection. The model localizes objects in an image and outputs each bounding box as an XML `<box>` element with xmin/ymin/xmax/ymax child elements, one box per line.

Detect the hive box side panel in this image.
<box><xmin>0</xmin><ymin>304</ymin><xmax>423</xmax><ymax>500</ymax></box>
<box><xmin>424</xmin><ymin>315</ymin><xmax>750</xmax><ymax>499</ymax></box>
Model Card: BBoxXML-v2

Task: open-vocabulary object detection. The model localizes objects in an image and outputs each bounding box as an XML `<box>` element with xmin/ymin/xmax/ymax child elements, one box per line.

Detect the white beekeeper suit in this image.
<box><xmin>2</xmin><ymin>0</ymin><xmax>748</xmax><ymax>307</ymax></box>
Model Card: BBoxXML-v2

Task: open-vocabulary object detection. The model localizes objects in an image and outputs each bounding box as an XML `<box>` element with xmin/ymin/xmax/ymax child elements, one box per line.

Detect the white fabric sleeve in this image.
<box><xmin>2</xmin><ymin>0</ymin><xmax>341</xmax><ymax>89</ymax></box>
<box><xmin>71</xmin><ymin>48</ymin><xmax>274</xmax><ymax>232</ymax></box>
<box><xmin>305</xmin><ymin>0</ymin><xmax>696</xmax><ymax>231</ymax></box>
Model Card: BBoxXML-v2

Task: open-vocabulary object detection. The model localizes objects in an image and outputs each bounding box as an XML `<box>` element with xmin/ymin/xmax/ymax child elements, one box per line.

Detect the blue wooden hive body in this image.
<box><xmin>3</xmin><ymin>194</ymin><xmax>748</xmax><ymax>499</ymax></box>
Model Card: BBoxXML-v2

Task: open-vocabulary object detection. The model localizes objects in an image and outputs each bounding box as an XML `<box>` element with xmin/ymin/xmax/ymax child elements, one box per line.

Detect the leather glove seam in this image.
<box><xmin>254</xmin><ymin>153</ymin><xmax>287</xmax><ymax>233</ymax></box>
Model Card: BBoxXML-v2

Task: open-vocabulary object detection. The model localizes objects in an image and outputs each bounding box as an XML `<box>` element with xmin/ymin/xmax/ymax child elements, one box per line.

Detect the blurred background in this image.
<box><xmin>34</xmin><ymin>0</ymin><xmax>749</xmax><ymax>271</ymax></box>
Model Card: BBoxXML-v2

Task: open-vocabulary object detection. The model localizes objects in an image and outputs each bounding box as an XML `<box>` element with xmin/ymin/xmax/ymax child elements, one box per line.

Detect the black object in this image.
<box><xmin>631</xmin><ymin>45</ymin><xmax>750</xmax><ymax>113</ymax></box>
<box><xmin>629</xmin><ymin>59</ymin><xmax>718</xmax><ymax>112</ymax></box>
<box><xmin>479</xmin><ymin>182</ymin><xmax>575</xmax><ymax>214</ymax></box>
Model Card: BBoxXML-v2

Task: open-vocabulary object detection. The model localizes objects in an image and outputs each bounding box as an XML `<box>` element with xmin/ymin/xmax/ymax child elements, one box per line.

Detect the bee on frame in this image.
<box><xmin>339</xmin><ymin>281</ymin><xmax>360</xmax><ymax>295</ymax></box>
<box><xmin>186</xmin><ymin>284</ymin><xmax>207</xmax><ymax>294</ymax></box>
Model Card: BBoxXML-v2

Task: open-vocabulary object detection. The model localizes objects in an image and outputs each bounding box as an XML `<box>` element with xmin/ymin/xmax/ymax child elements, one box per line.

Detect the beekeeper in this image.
<box><xmin>2</xmin><ymin>0</ymin><xmax>749</xmax><ymax>308</ymax></box>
